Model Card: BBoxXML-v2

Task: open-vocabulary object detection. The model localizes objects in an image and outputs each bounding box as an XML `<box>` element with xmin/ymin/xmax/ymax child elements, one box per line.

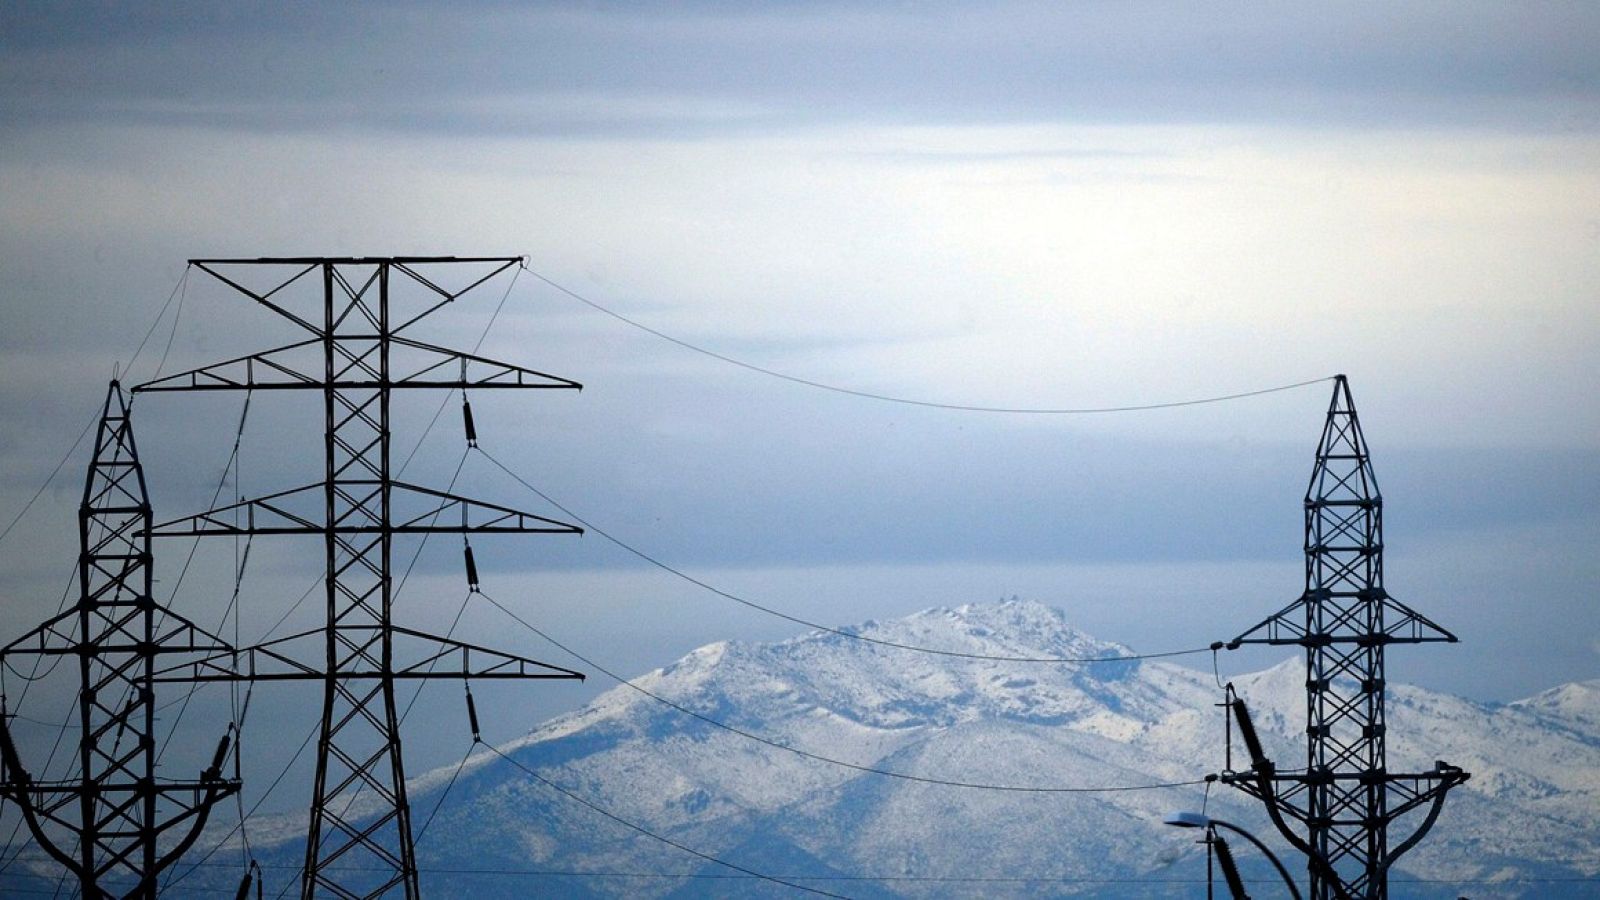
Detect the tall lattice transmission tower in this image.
<box><xmin>1222</xmin><ymin>375</ymin><xmax>1468</xmax><ymax>900</ymax></box>
<box><xmin>0</xmin><ymin>381</ymin><xmax>241</xmax><ymax>898</ymax></box>
<box><xmin>135</xmin><ymin>257</ymin><xmax>586</xmax><ymax>898</ymax></box>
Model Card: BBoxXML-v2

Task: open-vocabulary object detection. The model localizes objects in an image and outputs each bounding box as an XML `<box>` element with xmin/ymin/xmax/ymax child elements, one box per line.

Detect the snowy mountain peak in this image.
<box><xmin>848</xmin><ymin>596</ymin><xmax>1134</xmax><ymax>661</ymax></box>
<box><xmin>1512</xmin><ymin>678</ymin><xmax>1600</xmax><ymax>737</ymax></box>
<box><xmin>602</xmin><ymin>599</ymin><xmax>1159</xmax><ymax>734</ymax></box>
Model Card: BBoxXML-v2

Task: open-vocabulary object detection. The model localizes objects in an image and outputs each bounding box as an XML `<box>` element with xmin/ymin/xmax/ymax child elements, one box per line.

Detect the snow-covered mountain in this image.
<box><xmin>28</xmin><ymin>599</ymin><xmax>1600</xmax><ymax>897</ymax></box>
<box><xmin>390</xmin><ymin>599</ymin><xmax>1599</xmax><ymax>898</ymax></box>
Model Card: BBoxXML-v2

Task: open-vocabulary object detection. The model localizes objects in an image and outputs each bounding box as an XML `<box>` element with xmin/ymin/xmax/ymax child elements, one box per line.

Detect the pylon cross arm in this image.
<box><xmin>133</xmin><ymin>339</ymin><xmax>323</xmax><ymax>392</ymax></box>
<box><xmin>151</xmin><ymin>625</ymin><xmax>584</xmax><ymax>683</ymax></box>
<box><xmin>1227</xmin><ymin>592</ymin><xmax>1457</xmax><ymax>649</ymax></box>
<box><xmin>388</xmin><ymin>626</ymin><xmax>584</xmax><ymax>680</ymax></box>
<box><xmin>147</xmin><ymin>481</ymin><xmax>581</xmax><ymax>536</ymax></box>
<box><xmin>2</xmin><ymin>603</ymin><xmax>234</xmax><ymax>659</ymax></box>
<box><xmin>129</xmin><ymin>256</ymin><xmax>582</xmax><ymax>900</ymax></box>
<box><xmin>134</xmin><ymin>337</ymin><xmax>581</xmax><ymax>394</ymax></box>
<box><xmin>389</xmin><ymin>481</ymin><xmax>582</xmax><ymax>533</ymax></box>
<box><xmin>389</xmin><ymin>336</ymin><xmax>581</xmax><ymax>389</ymax></box>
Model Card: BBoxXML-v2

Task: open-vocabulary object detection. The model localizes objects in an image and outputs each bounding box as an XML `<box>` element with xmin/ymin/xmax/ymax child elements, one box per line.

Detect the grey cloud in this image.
<box><xmin>2</xmin><ymin>2</ymin><xmax>1597</xmax><ymax>137</ymax></box>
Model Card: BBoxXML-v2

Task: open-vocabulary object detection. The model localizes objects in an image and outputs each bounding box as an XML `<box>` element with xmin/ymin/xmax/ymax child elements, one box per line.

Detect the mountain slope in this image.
<box><xmin>108</xmin><ymin>599</ymin><xmax>1600</xmax><ymax>897</ymax></box>
<box><xmin>394</xmin><ymin>600</ymin><xmax>1599</xmax><ymax>898</ymax></box>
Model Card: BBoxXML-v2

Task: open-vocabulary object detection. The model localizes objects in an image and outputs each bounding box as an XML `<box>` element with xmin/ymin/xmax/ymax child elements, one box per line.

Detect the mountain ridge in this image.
<box><xmin>36</xmin><ymin>597</ymin><xmax>1591</xmax><ymax>898</ymax></box>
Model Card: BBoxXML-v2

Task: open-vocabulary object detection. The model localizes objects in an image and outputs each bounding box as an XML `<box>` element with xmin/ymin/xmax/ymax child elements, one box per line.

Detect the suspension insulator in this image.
<box><xmin>206</xmin><ymin>733</ymin><xmax>232</xmax><ymax>781</ymax></box>
<box><xmin>463</xmin><ymin>541</ymin><xmax>480</xmax><ymax>593</ymax></box>
<box><xmin>234</xmin><ymin>869</ymin><xmax>255</xmax><ymax>900</ymax></box>
<box><xmin>462</xmin><ymin>395</ymin><xmax>478</xmax><ymax>448</ymax></box>
<box><xmin>1231</xmin><ymin>697</ymin><xmax>1268</xmax><ymax>769</ymax></box>
<box><xmin>465</xmin><ymin>686</ymin><xmax>482</xmax><ymax>742</ymax></box>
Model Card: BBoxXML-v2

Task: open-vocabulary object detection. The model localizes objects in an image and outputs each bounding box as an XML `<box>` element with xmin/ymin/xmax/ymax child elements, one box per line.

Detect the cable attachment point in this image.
<box><xmin>234</xmin><ymin>859</ymin><xmax>262</xmax><ymax>900</ymax></box>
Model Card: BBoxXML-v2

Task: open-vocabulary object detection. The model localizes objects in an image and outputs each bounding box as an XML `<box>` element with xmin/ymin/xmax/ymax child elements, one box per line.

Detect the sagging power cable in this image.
<box><xmin>481</xmin><ymin>742</ymin><xmax>852</xmax><ymax>899</ymax></box>
<box><xmin>476</xmin><ymin>447</ymin><xmax>1209</xmax><ymax>665</ymax></box>
<box><xmin>0</xmin><ymin>264</ymin><xmax>186</xmax><ymax>550</ymax></box>
<box><xmin>522</xmin><ymin>264</ymin><xmax>1333</xmax><ymax>414</ymax></box>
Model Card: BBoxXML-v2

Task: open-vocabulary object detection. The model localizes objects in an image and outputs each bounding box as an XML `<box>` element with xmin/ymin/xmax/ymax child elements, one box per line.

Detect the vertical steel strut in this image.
<box><xmin>1223</xmin><ymin>375</ymin><xmax>1467</xmax><ymax>899</ymax></box>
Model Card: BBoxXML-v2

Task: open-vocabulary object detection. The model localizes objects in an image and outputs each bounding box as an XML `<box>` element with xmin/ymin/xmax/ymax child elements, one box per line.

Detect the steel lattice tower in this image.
<box><xmin>0</xmin><ymin>381</ymin><xmax>240</xmax><ymax>898</ymax></box>
<box><xmin>1222</xmin><ymin>375</ymin><xmax>1468</xmax><ymax>900</ymax></box>
<box><xmin>135</xmin><ymin>257</ymin><xmax>586</xmax><ymax>899</ymax></box>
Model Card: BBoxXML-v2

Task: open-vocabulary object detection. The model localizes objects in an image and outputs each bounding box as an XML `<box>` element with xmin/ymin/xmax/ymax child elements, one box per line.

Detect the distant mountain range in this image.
<box><xmin>12</xmin><ymin>599</ymin><xmax>1597</xmax><ymax>897</ymax></box>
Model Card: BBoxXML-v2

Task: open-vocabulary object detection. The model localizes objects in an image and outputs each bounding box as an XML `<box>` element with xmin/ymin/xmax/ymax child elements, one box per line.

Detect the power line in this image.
<box><xmin>1</xmin><ymin>692</ymin><xmax>196</xmax><ymax>730</ymax></box>
<box><xmin>395</xmin><ymin>264</ymin><xmax>522</xmax><ymax>477</ymax></box>
<box><xmin>153</xmin><ymin>392</ymin><xmax>253</xmax><ymax>762</ymax></box>
<box><xmin>161</xmin><ymin>717</ymin><xmax>321</xmax><ymax>893</ymax></box>
<box><xmin>479</xmin><ymin>741</ymin><xmax>851</xmax><ymax>899</ymax></box>
<box><xmin>9</xmin><ymin>851</ymin><xmax>1587</xmax><ymax>883</ymax></box>
<box><xmin>0</xmin><ymin>523</ymin><xmax>113</xmax><ymax>875</ymax></box>
<box><xmin>122</xmin><ymin>266</ymin><xmax>191</xmax><ymax>383</ymax></box>
<box><xmin>0</xmin><ymin>268</ymin><xmax>190</xmax><ymax>552</ymax></box>
<box><xmin>151</xmin><ymin>269</ymin><xmax>189</xmax><ymax>380</ymax></box>
<box><xmin>477</xmin><ymin>588</ymin><xmax>1206</xmax><ymax>795</ymax></box>
<box><xmin>0</xmin><ymin>270</ymin><xmax>197</xmax><ymax>812</ymax></box>
<box><xmin>136</xmin><ymin>256</ymin><xmax>586</xmax><ymax>899</ymax></box>
<box><xmin>476</xmin><ymin>446</ymin><xmax>1210</xmax><ymax>665</ymax></box>
<box><xmin>523</xmin><ymin>265</ymin><xmax>1334</xmax><ymax>414</ymax></box>
<box><xmin>0</xmin><ymin>410</ymin><xmax>97</xmax><ymax>549</ymax></box>
<box><xmin>0</xmin><ymin>383</ymin><xmax>240</xmax><ymax>896</ymax></box>
<box><xmin>413</xmin><ymin>741</ymin><xmax>477</xmax><ymax>845</ymax></box>
<box><xmin>24</xmin><ymin>853</ymin><xmax>1600</xmax><ymax>884</ymax></box>
<box><xmin>327</xmin><ymin>456</ymin><xmax>471</xmax><ymax>832</ymax></box>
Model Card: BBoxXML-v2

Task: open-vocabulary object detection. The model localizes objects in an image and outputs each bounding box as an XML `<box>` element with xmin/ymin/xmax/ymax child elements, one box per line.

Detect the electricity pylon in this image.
<box><xmin>1222</xmin><ymin>375</ymin><xmax>1468</xmax><ymax>900</ymax></box>
<box><xmin>0</xmin><ymin>381</ymin><xmax>240</xmax><ymax>898</ymax></box>
<box><xmin>134</xmin><ymin>257</ymin><xmax>586</xmax><ymax>899</ymax></box>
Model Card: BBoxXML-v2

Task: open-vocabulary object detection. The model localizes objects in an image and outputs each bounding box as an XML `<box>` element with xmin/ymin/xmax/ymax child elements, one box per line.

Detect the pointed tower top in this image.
<box><xmin>1306</xmin><ymin>373</ymin><xmax>1378</xmax><ymax>505</ymax></box>
<box><xmin>1228</xmin><ymin>375</ymin><xmax>1455</xmax><ymax>648</ymax></box>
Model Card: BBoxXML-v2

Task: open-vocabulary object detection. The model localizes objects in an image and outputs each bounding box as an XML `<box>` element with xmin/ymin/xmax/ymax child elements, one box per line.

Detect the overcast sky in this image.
<box><xmin>1</xmin><ymin>2</ymin><xmax>1597</xmax><ymax>815</ymax></box>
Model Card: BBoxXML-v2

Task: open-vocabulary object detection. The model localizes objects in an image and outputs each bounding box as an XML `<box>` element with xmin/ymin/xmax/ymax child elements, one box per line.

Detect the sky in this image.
<box><xmin>0</xmin><ymin>1</ymin><xmax>1597</xmax><ymax>818</ymax></box>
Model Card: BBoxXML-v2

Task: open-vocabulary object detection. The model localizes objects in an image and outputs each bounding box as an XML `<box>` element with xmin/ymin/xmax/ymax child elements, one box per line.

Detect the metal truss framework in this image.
<box><xmin>1222</xmin><ymin>376</ymin><xmax>1468</xmax><ymax>900</ymax></box>
<box><xmin>135</xmin><ymin>258</ymin><xmax>585</xmax><ymax>899</ymax></box>
<box><xmin>0</xmin><ymin>382</ymin><xmax>240</xmax><ymax>898</ymax></box>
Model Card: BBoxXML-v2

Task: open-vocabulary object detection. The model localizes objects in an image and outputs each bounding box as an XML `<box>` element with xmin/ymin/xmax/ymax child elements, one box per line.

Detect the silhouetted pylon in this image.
<box><xmin>1222</xmin><ymin>375</ymin><xmax>1468</xmax><ymax>900</ymax></box>
<box><xmin>0</xmin><ymin>381</ymin><xmax>239</xmax><ymax>898</ymax></box>
<box><xmin>136</xmin><ymin>258</ymin><xmax>585</xmax><ymax>899</ymax></box>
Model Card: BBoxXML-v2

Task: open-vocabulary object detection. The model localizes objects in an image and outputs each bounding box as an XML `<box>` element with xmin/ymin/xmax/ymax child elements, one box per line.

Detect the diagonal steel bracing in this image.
<box><xmin>133</xmin><ymin>257</ymin><xmax>584</xmax><ymax>899</ymax></box>
<box><xmin>1222</xmin><ymin>376</ymin><xmax>1468</xmax><ymax>900</ymax></box>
